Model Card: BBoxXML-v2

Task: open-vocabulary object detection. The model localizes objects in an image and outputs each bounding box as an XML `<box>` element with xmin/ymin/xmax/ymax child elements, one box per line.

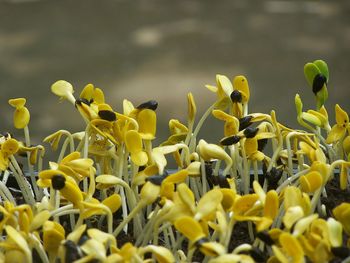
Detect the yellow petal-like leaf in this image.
<box><xmin>174</xmin><ymin>216</ymin><xmax>206</xmax><ymax>242</ymax></box>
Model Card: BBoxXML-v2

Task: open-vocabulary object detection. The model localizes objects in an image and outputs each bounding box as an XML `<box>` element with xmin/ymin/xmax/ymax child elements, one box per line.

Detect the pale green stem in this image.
<box><xmin>248</xmin><ymin>221</ymin><xmax>254</xmax><ymax>242</ymax></box>
<box><xmin>310</xmin><ymin>160</ymin><xmax>346</xmax><ymax>213</ymax></box>
<box><xmin>50</xmin><ymin>204</ymin><xmax>73</xmax><ymax>217</ymax></box>
<box><xmin>187</xmin><ymin>246</ymin><xmax>195</xmax><ymax>263</ymax></box>
<box><xmin>1</xmin><ymin>170</ymin><xmax>10</xmax><ymax>184</ymax></box>
<box><xmin>181</xmin><ymin>121</ymin><xmax>193</xmax><ymax>162</ymax></box>
<box><xmin>276</xmin><ymin>169</ymin><xmax>309</xmax><ymax>194</ymax></box>
<box><xmin>253</xmin><ymin>160</ymin><xmax>259</xmax><ymax>182</ymax></box>
<box><xmin>240</xmin><ymin>143</ymin><xmax>249</xmax><ymax>194</ymax></box>
<box><xmin>24</xmin><ymin>126</ymin><xmax>42</xmax><ymax>201</ymax></box>
<box><xmin>162</xmin><ymin>227</ymin><xmax>171</xmax><ymax>249</ymax></box>
<box><xmin>0</xmin><ymin>181</ymin><xmax>16</xmax><ymax>204</ymax></box>
<box><xmin>168</xmin><ymin>225</ymin><xmax>176</xmax><ymax>248</ymax></box>
<box><xmin>53</xmin><ymin>209</ymin><xmax>80</xmax><ymax>218</ymax></box>
<box><xmin>191</xmin><ymin>103</ymin><xmax>216</xmax><ymax>143</ymax></box>
<box><xmin>200</xmin><ymin>159</ymin><xmax>207</xmax><ymax>194</ymax></box>
<box><xmin>113</xmin><ymin>201</ymin><xmax>146</xmax><ymax>237</ymax></box>
<box><xmin>224</xmin><ymin>212</ymin><xmax>236</xmax><ymax>248</ymax></box>
<box><xmin>144</xmin><ymin>140</ymin><xmax>154</xmax><ymax>164</ymax></box>
<box><xmin>174</xmin><ymin>236</ymin><xmax>185</xmax><ymax>254</ymax></box>
<box><xmin>57</xmin><ymin>137</ymin><xmax>70</xmax><ymax>163</ymax></box>
<box><xmin>213</xmin><ymin>160</ymin><xmax>221</xmax><ymax>176</ymax></box>
<box><xmin>229</xmin><ymin>145</ymin><xmax>238</xmax><ymax>179</ymax></box>
<box><xmin>9</xmin><ymin>158</ymin><xmax>35</xmax><ymax>206</ymax></box>
<box><xmin>115</xmin><ymin>144</ymin><xmax>129</xmax><ymax>233</ymax></box>
<box><xmin>137</xmin><ymin>205</ymin><xmax>160</xmax><ymax>246</ymax></box>
<box><xmin>190</xmin><ymin>177</ymin><xmax>200</xmax><ymax>200</ymax></box>
<box><xmin>267</xmin><ymin>137</ymin><xmax>282</xmax><ymax>172</ymax></box>
<box><xmin>29</xmin><ymin>233</ymin><xmax>49</xmax><ymax>263</ymax></box>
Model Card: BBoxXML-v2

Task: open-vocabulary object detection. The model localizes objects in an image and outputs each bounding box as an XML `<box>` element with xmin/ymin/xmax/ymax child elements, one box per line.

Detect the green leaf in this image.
<box><xmin>313</xmin><ymin>60</ymin><xmax>329</xmax><ymax>81</ymax></box>
<box><xmin>304</xmin><ymin>62</ymin><xmax>321</xmax><ymax>87</ymax></box>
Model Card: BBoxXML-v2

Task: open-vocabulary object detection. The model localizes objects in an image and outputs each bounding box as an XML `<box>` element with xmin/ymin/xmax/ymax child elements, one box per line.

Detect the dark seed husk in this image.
<box><xmin>239</xmin><ymin>116</ymin><xmax>253</xmax><ymax>131</ymax></box>
<box><xmin>244</xmin><ymin>127</ymin><xmax>258</xmax><ymax>138</ymax></box>
<box><xmin>220</xmin><ymin>135</ymin><xmax>241</xmax><ymax>146</ymax></box>
<box><xmin>52</xmin><ymin>174</ymin><xmax>66</xmax><ymax>190</ymax></box>
<box><xmin>98</xmin><ymin>110</ymin><xmax>117</xmax><ymax>121</ymax></box>
<box><xmin>137</xmin><ymin>100</ymin><xmax>158</xmax><ymax>111</ymax></box>
<box><xmin>312</xmin><ymin>73</ymin><xmax>327</xmax><ymax>95</ymax></box>
<box><xmin>75</xmin><ymin>98</ymin><xmax>91</xmax><ymax>107</ymax></box>
<box><xmin>230</xmin><ymin>90</ymin><xmax>243</xmax><ymax>103</ymax></box>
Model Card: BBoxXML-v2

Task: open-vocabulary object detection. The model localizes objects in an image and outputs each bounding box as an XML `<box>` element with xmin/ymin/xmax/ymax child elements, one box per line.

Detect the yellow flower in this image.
<box><xmin>8</xmin><ymin>98</ymin><xmax>30</xmax><ymax>129</ymax></box>
<box><xmin>326</xmin><ymin>104</ymin><xmax>349</xmax><ymax>144</ymax></box>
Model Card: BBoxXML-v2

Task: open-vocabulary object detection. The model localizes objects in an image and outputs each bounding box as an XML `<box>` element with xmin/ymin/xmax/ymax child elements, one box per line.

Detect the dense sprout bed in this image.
<box><xmin>0</xmin><ymin>60</ymin><xmax>350</xmax><ymax>263</ymax></box>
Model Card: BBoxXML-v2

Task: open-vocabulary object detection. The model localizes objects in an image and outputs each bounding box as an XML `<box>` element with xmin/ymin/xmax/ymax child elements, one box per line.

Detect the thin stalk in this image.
<box><xmin>24</xmin><ymin>126</ymin><xmax>43</xmax><ymax>201</ymax></box>
<box><xmin>9</xmin><ymin>158</ymin><xmax>35</xmax><ymax>206</ymax></box>
<box><xmin>113</xmin><ymin>201</ymin><xmax>146</xmax><ymax>237</ymax></box>
<box><xmin>191</xmin><ymin>103</ymin><xmax>216</xmax><ymax>144</ymax></box>
<box><xmin>29</xmin><ymin>233</ymin><xmax>49</xmax><ymax>263</ymax></box>
<box><xmin>0</xmin><ymin>181</ymin><xmax>16</xmax><ymax>204</ymax></box>
<box><xmin>200</xmin><ymin>160</ymin><xmax>207</xmax><ymax>194</ymax></box>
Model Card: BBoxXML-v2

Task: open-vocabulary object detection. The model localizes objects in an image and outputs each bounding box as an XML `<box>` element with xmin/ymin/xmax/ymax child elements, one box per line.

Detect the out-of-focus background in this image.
<box><xmin>1</xmin><ymin>0</ymin><xmax>350</xmax><ymax>151</ymax></box>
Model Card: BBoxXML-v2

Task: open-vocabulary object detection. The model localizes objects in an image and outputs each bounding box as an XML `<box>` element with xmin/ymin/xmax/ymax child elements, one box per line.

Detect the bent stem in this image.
<box><xmin>113</xmin><ymin>201</ymin><xmax>146</xmax><ymax>237</ymax></box>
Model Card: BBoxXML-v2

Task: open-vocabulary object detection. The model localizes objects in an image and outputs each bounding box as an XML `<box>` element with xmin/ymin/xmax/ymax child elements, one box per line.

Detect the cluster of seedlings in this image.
<box><xmin>0</xmin><ymin>60</ymin><xmax>350</xmax><ymax>263</ymax></box>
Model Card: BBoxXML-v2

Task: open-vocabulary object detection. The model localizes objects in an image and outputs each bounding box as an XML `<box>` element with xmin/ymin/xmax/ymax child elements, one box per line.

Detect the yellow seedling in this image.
<box><xmin>4</xmin><ymin>225</ymin><xmax>32</xmax><ymax>262</ymax></box>
<box><xmin>195</xmin><ymin>189</ymin><xmax>223</xmax><ymax>221</ymax></box>
<box><xmin>209</xmin><ymin>74</ymin><xmax>233</xmax><ymax>110</ymax></box>
<box><xmin>87</xmin><ymin>228</ymin><xmax>117</xmax><ymax>249</ymax></box>
<box><xmin>212</xmin><ymin>109</ymin><xmax>239</xmax><ymax>137</ymax></box>
<box><xmin>283</xmin><ymin>186</ymin><xmax>311</xmax><ymax>215</ymax></box>
<box><xmin>125</xmin><ymin>130</ymin><xmax>148</xmax><ymax>166</ymax></box>
<box><xmin>80</xmin><ymin>83</ymin><xmax>105</xmax><ymax>105</ymax></box>
<box><xmin>139</xmin><ymin>245</ymin><xmax>175</xmax><ymax>263</ymax></box>
<box><xmin>327</xmin><ymin>218</ymin><xmax>343</xmax><ymax>248</ymax></box>
<box><xmin>304</xmin><ymin>60</ymin><xmax>329</xmax><ymax>109</ymax></box>
<box><xmin>8</xmin><ymin>98</ymin><xmax>30</xmax><ymax>129</ymax></box>
<box><xmin>58</xmin><ymin>151</ymin><xmax>95</xmax><ymax>181</ymax></box>
<box><xmin>283</xmin><ymin>206</ymin><xmax>304</xmax><ymax>230</ymax></box>
<box><xmin>208</xmin><ymin>254</ymin><xmax>255</xmax><ymax>263</ymax></box>
<box><xmin>187</xmin><ymin>92</ymin><xmax>197</xmax><ymax>126</ymax></box>
<box><xmin>292</xmin><ymin>213</ymin><xmax>318</xmax><ymax>237</ymax></box>
<box><xmin>233</xmin><ymin>75</ymin><xmax>250</xmax><ymax>104</ymax></box>
<box><xmin>326</xmin><ymin>104</ymin><xmax>349</xmax><ymax>144</ymax></box>
<box><xmin>29</xmin><ymin>210</ymin><xmax>51</xmax><ymax>232</ymax></box>
<box><xmin>174</xmin><ymin>216</ymin><xmax>206</xmax><ymax>243</ymax></box>
<box><xmin>299</xmin><ymin>171</ymin><xmax>323</xmax><ymax>193</ymax></box>
<box><xmin>43</xmin><ymin>221</ymin><xmax>65</xmax><ymax>258</ymax></box>
<box><xmin>0</xmin><ymin>138</ymin><xmax>19</xmax><ymax>171</ymax></box>
<box><xmin>197</xmin><ymin>139</ymin><xmax>232</xmax><ymax>172</ymax></box>
<box><xmin>272</xmin><ymin>232</ymin><xmax>304</xmax><ymax>263</ymax></box>
<box><xmin>51</xmin><ymin>80</ymin><xmax>75</xmax><ymax>104</ymax></box>
<box><xmin>233</xmin><ymin>194</ymin><xmax>261</xmax><ymax>221</ymax></box>
<box><xmin>137</xmin><ymin>109</ymin><xmax>157</xmax><ymax>140</ymax></box>
<box><xmin>51</xmin><ymin>175</ymin><xmax>84</xmax><ymax>209</ymax></box>
<box><xmin>332</xmin><ymin>202</ymin><xmax>350</xmax><ymax>235</ymax></box>
<box><xmin>80</xmin><ymin>238</ymin><xmax>107</xmax><ymax>262</ymax></box>
<box><xmin>219</xmin><ymin>188</ymin><xmax>236</xmax><ymax>211</ymax></box>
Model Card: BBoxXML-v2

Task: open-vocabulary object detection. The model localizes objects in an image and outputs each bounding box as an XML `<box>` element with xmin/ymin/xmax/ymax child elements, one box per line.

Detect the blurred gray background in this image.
<box><xmin>1</xmin><ymin>0</ymin><xmax>350</xmax><ymax>153</ymax></box>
